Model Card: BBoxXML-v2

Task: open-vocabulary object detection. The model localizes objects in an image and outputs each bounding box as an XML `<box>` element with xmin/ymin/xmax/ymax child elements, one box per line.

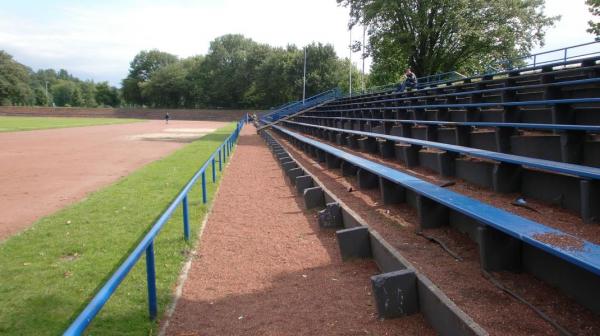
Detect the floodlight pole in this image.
<box><xmin>303</xmin><ymin>47</ymin><xmax>307</xmax><ymax>105</ymax></box>
<box><xmin>349</xmin><ymin>28</ymin><xmax>353</xmax><ymax>97</ymax></box>
<box><xmin>362</xmin><ymin>23</ymin><xmax>366</xmax><ymax>93</ymax></box>
<box><xmin>45</xmin><ymin>81</ymin><xmax>49</xmax><ymax>106</ymax></box>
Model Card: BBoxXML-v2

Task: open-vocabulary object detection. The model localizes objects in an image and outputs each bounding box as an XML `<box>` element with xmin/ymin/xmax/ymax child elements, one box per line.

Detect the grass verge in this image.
<box><xmin>0</xmin><ymin>116</ymin><xmax>141</xmax><ymax>132</ymax></box>
<box><xmin>0</xmin><ymin>122</ymin><xmax>237</xmax><ymax>335</ymax></box>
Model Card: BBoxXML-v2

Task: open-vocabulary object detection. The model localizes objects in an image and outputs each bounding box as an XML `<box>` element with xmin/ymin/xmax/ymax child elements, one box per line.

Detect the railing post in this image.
<box><xmin>533</xmin><ymin>54</ymin><xmax>537</xmax><ymax>67</ymax></box>
<box><xmin>212</xmin><ymin>158</ymin><xmax>216</xmax><ymax>182</ymax></box>
<box><xmin>61</xmin><ymin>120</ymin><xmax>247</xmax><ymax>334</ymax></box>
<box><xmin>564</xmin><ymin>48</ymin><xmax>568</xmax><ymax>63</ymax></box>
<box><xmin>219</xmin><ymin>149</ymin><xmax>222</xmax><ymax>171</ymax></box>
<box><xmin>201</xmin><ymin>172</ymin><xmax>207</xmax><ymax>204</ymax></box>
<box><xmin>145</xmin><ymin>241</ymin><xmax>158</xmax><ymax>320</ymax></box>
<box><xmin>182</xmin><ymin>195</ymin><xmax>190</xmax><ymax>241</ymax></box>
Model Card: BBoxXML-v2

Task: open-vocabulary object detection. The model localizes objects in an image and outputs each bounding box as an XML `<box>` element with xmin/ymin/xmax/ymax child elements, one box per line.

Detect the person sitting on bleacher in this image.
<box><xmin>397</xmin><ymin>68</ymin><xmax>417</xmax><ymax>92</ymax></box>
<box><xmin>404</xmin><ymin>68</ymin><xmax>417</xmax><ymax>90</ymax></box>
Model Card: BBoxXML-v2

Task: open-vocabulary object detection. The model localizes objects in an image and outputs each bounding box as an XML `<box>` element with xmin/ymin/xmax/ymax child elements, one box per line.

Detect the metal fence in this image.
<box><xmin>63</xmin><ymin>117</ymin><xmax>246</xmax><ymax>335</ymax></box>
<box><xmin>492</xmin><ymin>40</ymin><xmax>600</xmax><ymax>73</ymax></box>
<box><xmin>340</xmin><ymin>40</ymin><xmax>600</xmax><ymax>99</ymax></box>
<box><xmin>260</xmin><ymin>89</ymin><xmax>341</xmax><ymax>124</ymax></box>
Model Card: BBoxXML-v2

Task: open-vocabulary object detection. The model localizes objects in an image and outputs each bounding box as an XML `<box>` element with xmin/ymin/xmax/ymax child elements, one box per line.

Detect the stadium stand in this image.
<box><xmin>259</xmin><ymin>43</ymin><xmax>600</xmax><ymax>317</ymax></box>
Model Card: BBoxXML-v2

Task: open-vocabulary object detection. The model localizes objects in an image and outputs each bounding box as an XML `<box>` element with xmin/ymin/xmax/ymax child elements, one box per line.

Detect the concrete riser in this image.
<box><xmin>297</xmin><ymin>119</ymin><xmax>599</xmax><ymax>167</ymax></box>
<box><xmin>262</xmin><ymin>130</ymin><xmax>487</xmax><ymax>336</ymax></box>
<box><xmin>299</xmin><ymin>121</ymin><xmax>599</xmax><ymax>222</ymax></box>
<box><xmin>267</xmin><ymin>127</ymin><xmax>600</xmax><ymax>315</ymax></box>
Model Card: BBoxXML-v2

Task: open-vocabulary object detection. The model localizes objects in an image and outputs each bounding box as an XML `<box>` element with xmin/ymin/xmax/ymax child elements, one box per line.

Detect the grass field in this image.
<box><xmin>0</xmin><ymin>116</ymin><xmax>140</xmax><ymax>132</ymax></box>
<box><xmin>0</xmin><ymin>122</ymin><xmax>237</xmax><ymax>335</ymax></box>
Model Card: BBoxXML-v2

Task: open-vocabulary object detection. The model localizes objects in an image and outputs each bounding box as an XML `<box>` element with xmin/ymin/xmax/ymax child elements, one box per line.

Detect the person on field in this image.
<box><xmin>165</xmin><ymin>112</ymin><xmax>170</xmax><ymax>124</ymax></box>
<box><xmin>397</xmin><ymin>68</ymin><xmax>417</xmax><ymax>92</ymax></box>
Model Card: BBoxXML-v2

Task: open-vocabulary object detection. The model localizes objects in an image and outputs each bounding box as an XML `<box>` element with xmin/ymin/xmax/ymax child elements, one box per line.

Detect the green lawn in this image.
<box><xmin>0</xmin><ymin>122</ymin><xmax>237</xmax><ymax>335</ymax></box>
<box><xmin>0</xmin><ymin>116</ymin><xmax>141</xmax><ymax>132</ymax></box>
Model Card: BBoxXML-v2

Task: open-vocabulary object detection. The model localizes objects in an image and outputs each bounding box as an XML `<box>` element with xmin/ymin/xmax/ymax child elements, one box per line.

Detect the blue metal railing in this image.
<box><xmin>415</xmin><ymin>71</ymin><xmax>467</xmax><ymax>87</ymax></box>
<box><xmin>338</xmin><ymin>71</ymin><xmax>466</xmax><ymax>100</ymax></box>
<box><xmin>259</xmin><ymin>89</ymin><xmax>341</xmax><ymax>124</ymax></box>
<box><xmin>337</xmin><ymin>41</ymin><xmax>600</xmax><ymax>100</ymax></box>
<box><xmin>63</xmin><ymin>117</ymin><xmax>246</xmax><ymax>335</ymax></box>
<box><xmin>493</xmin><ymin>40</ymin><xmax>600</xmax><ymax>73</ymax></box>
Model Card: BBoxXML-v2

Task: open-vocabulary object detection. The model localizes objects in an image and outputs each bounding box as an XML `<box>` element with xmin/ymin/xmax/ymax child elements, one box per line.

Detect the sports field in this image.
<box><xmin>0</xmin><ymin>120</ymin><xmax>236</xmax><ymax>335</ymax></box>
<box><xmin>0</xmin><ymin>120</ymin><xmax>227</xmax><ymax>239</ymax></box>
<box><xmin>0</xmin><ymin>116</ymin><xmax>140</xmax><ymax>132</ymax></box>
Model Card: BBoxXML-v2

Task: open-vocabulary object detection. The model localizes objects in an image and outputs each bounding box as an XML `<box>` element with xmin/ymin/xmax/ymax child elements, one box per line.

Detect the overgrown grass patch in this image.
<box><xmin>0</xmin><ymin>116</ymin><xmax>141</xmax><ymax>132</ymax></box>
<box><xmin>0</xmin><ymin>122</ymin><xmax>237</xmax><ymax>335</ymax></box>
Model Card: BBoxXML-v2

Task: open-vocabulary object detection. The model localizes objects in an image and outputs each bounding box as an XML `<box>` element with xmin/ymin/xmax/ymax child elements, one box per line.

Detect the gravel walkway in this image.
<box><xmin>163</xmin><ymin>125</ymin><xmax>433</xmax><ymax>335</ymax></box>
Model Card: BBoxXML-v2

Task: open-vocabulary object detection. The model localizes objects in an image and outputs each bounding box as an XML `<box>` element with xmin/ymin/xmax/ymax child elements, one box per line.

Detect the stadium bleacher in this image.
<box><xmin>260</xmin><ymin>47</ymin><xmax>600</xmax><ymax>316</ymax></box>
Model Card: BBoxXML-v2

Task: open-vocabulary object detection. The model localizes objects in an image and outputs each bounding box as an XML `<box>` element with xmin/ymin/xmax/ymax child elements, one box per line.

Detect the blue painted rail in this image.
<box><xmin>313</xmin><ymin>97</ymin><xmax>600</xmax><ymax>115</ymax></box>
<box><xmin>259</xmin><ymin>88</ymin><xmax>341</xmax><ymax>124</ymax></box>
<box><xmin>295</xmin><ymin>115</ymin><xmax>600</xmax><ymax>132</ymax></box>
<box><xmin>494</xmin><ymin>40</ymin><xmax>600</xmax><ymax>73</ymax></box>
<box><xmin>281</xmin><ymin>120</ymin><xmax>600</xmax><ymax>180</ymax></box>
<box><xmin>338</xmin><ymin>71</ymin><xmax>468</xmax><ymax>99</ymax></box>
<box><xmin>63</xmin><ymin>118</ymin><xmax>246</xmax><ymax>336</ymax></box>
<box><xmin>325</xmin><ymin>77</ymin><xmax>600</xmax><ymax>109</ymax></box>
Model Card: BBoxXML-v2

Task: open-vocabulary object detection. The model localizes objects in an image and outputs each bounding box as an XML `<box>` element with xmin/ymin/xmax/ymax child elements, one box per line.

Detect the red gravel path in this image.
<box><xmin>164</xmin><ymin>125</ymin><xmax>433</xmax><ymax>335</ymax></box>
<box><xmin>0</xmin><ymin>120</ymin><xmax>226</xmax><ymax>241</ymax></box>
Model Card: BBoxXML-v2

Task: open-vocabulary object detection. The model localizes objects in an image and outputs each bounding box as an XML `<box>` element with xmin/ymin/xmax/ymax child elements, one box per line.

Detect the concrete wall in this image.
<box><xmin>0</xmin><ymin>106</ymin><xmax>264</xmax><ymax>122</ymax></box>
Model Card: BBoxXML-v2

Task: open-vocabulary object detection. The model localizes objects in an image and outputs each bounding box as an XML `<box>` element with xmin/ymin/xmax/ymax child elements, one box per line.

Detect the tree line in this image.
<box><xmin>122</xmin><ymin>34</ymin><xmax>363</xmax><ymax>109</ymax></box>
<box><xmin>1</xmin><ymin>34</ymin><xmax>362</xmax><ymax>109</ymax></box>
<box><xmin>0</xmin><ymin>51</ymin><xmax>120</xmax><ymax>107</ymax></box>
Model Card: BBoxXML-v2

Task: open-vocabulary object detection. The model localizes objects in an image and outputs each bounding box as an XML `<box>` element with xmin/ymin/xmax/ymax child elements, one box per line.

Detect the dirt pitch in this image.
<box><xmin>0</xmin><ymin>120</ymin><xmax>227</xmax><ymax>241</ymax></box>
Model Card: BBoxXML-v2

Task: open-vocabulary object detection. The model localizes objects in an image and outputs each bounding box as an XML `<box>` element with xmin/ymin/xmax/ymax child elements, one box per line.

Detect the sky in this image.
<box><xmin>0</xmin><ymin>0</ymin><xmax>597</xmax><ymax>87</ymax></box>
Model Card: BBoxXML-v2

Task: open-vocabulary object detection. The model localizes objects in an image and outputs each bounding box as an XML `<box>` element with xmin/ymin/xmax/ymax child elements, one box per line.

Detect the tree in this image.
<box><xmin>95</xmin><ymin>82</ymin><xmax>121</xmax><ymax>107</ymax></box>
<box><xmin>79</xmin><ymin>81</ymin><xmax>97</xmax><ymax>107</ymax></box>
<box><xmin>253</xmin><ymin>46</ymin><xmax>303</xmax><ymax>108</ymax></box>
<box><xmin>119</xmin><ymin>34</ymin><xmax>362</xmax><ymax>109</ymax></box>
<box><xmin>338</xmin><ymin>0</ymin><xmax>559</xmax><ymax>85</ymax></box>
<box><xmin>179</xmin><ymin>56</ymin><xmax>205</xmax><ymax>108</ymax></box>
<box><xmin>52</xmin><ymin>80</ymin><xmax>83</xmax><ymax>107</ymax></box>
<box><xmin>140</xmin><ymin>62</ymin><xmax>187</xmax><ymax>108</ymax></box>
<box><xmin>336</xmin><ymin>57</ymin><xmax>365</xmax><ymax>94</ymax></box>
<box><xmin>140</xmin><ymin>56</ymin><xmax>204</xmax><ymax>108</ymax></box>
<box><xmin>253</xmin><ymin>43</ymin><xmax>362</xmax><ymax>107</ymax></box>
<box><xmin>0</xmin><ymin>51</ymin><xmax>33</xmax><ymax>105</ymax></box>
<box><xmin>31</xmin><ymin>85</ymin><xmax>50</xmax><ymax>106</ymax></box>
<box><xmin>197</xmin><ymin>34</ymin><xmax>272</xmax><ymax>108</ymax></box>
<box><xmin>587</xmin><ymin>0</ymin><xmax>600</xmax><ymax>35</ymax></box>
<box><xmin>304</xmin><ymin>43</ymin><xmax>345</xmax><ymax>96</ymax></box>
<box><xmin>121</xmin><ymin>49</ymin><xmax>178</xmax><ymax>105</ymax></box>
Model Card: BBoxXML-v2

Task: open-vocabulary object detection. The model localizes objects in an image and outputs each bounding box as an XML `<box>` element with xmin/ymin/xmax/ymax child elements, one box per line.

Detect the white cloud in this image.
<box><xmin>0</xmin><ymin>0</ymin><xmax>596</xmax><ymax>86</ymax></box>
<box><xmin>0</xmin><ymin>0</ymin><xmax>361</xmax><ymax>86</ymax></box>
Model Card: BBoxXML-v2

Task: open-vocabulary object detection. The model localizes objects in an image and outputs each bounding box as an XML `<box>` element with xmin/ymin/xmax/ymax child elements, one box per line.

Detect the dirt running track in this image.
<box><xmin>163</xmin><ymin>125</ymin><xmax>433</xmax><ymax>335</ymax></box>
<box><xmin>0</xmin><ymin>120</ymin><xmax>227</xmax><ymax>241</ymax></box>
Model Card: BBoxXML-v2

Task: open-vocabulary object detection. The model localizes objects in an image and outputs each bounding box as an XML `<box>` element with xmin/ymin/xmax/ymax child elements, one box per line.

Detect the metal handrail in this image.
<box><xmin>337</xmin><ymin>41</ymin><xmax>600</xmax><ymax>101</ymax></box>
<box><xmin>501</xmin><ymin>40</ymin><xmax>600</xmax><ymax>70</ymax></box>
<box><xmin>417</xmin><ymin>71</ymin><xmax>467</xmax><ymax>85</ymax></box>
<box><xmin>260</xmin><ymin>89</ymin><xmax>341</xmax><ymax>124</ymax></box>
<box><xmin>63</xmin><ymin>117</ymin><xmax>246</xmax><ymax>335</ymax></box>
